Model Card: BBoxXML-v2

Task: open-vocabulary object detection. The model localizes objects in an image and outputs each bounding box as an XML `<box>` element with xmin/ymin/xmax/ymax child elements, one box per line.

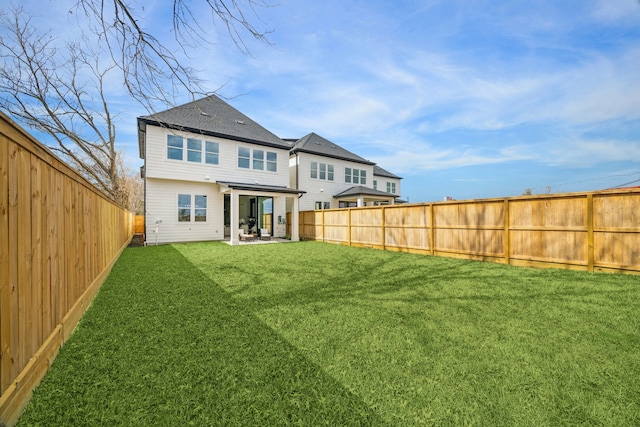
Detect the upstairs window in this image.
<box><xmin>387</xmin><ymin>182</ymin><xmax>397</xmax><ymax>194</ymax></box>
<box><xmin>187</xmin><ymin>138</ymin><xmax>202</xmax><ymax>162</ymax></box>
<box><xmin>373</xmin><ymin>180</ymin><xmax>378</xmax><ymax>190</ymax></box>
<box><xmin>267</xmin><ymin>152</ymin><xmax>277</xmax><ymax>172</ymax></box>
<box><xmin>167</xmin><ymin>135</ymin><xmax>183</xmax><ymax>160</ymax></box>
<box><xmin>167</xmin><ymin>135</ymin><xmax>219</xmax><ymax>165</ymax></box>
<box><xmin>205</xmin><ymin>141</ymin><xmax>219</xmax><ymax>165</ymax></box>
<box><xmin>253</xmin><ymin>149</ymin><xmax>264</xmax><ymax>170</ymax></box>
<box><xmin>238</xmin><ymin>147</ymin><xmax>277</xmax><ymax>172</ymax></box>
<box><xmin>238</xmin><ymin>147</ymin><xmax>251</xmax><ymax>168</ymax></box>
<box><xmin>312</xmin><ymin>162</ymin><xmax>334</xmax><ymax>180</ymax></box>
<box><xmin>345</xmin><ymin>168</ymin><xmax>366</xmax><ymax>185</ymax></box>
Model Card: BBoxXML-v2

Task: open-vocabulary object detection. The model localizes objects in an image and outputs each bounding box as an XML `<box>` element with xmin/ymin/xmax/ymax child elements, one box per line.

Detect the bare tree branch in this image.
<box><xmin>0</xmin><ymin>8</ymin><xmax>123</xmax><ymax>201</ymax></box>
<box><xmin>0</xmin><ymin>1</ymin><xmax>276</xmax><ymax>207</ymax></box>
<box><xmin>71</xmin><ymin>0</ymin><xmax>275</xmax><ymax>109</ymax></box>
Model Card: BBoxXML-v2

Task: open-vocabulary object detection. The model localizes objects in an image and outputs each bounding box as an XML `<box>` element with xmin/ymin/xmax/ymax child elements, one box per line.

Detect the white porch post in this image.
<box><xmin>291</xmin><ymin>195</ymin><xmax>300</xmax><ymax>242</ymax></box>
<box><xmin>230</xmin><ymin>189</ymin><xmax>240</xmax><ymax>245</ymax></box>
<box><xmin>357</xmin><ymin>197</ymin><xmax>364</xmax><ymax>207</ymax></box>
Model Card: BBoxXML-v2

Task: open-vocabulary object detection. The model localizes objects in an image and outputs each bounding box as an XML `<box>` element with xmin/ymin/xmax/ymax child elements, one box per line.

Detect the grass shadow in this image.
<box><xmin>18</xmin><ymin>245</ymin><xmax>385</xmax><ymax>426</ymax></box>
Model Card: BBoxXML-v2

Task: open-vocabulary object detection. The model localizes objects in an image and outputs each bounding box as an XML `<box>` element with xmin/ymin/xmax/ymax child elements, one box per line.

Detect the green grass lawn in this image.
<box><xmin>18</xmin><ymin>241</ymin><xmax>640</xmax><ymax>426</ymax></box>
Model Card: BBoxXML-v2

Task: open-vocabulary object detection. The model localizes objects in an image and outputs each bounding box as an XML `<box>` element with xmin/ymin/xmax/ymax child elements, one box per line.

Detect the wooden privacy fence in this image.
<box><xmin>299</xmin><ymin>189</ymin><xmax>640</xmax><ymax>274</ymax></box>
<box><xmin>134</xmin><ymin>215</ymin><xmax>145</xmax><ymax>234</ymax></box>
<box><xmin>0</xmin><ymin>112</ymin><xmax>134</xmax><ymax>426</ymax></box>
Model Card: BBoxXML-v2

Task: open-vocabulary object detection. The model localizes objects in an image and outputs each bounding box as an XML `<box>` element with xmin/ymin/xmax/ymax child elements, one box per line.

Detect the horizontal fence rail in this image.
<box><xmin>299</xmin><ymin>189</ymin><xmax>640</xmax><ymax>274</ymax></box>
<box><xmin>0</xmin><ymin>112</ymin><xmax>134</xmax><ymax>426</ymax></box>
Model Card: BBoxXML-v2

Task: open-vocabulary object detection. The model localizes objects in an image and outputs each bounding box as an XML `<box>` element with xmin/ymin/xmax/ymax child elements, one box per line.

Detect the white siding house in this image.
<box><xmin>138</xmin><ymin>95</ymin><xmax>302</xmax><ymax>245</ymax></box>
<box><xmin>373</xmin><ymin>165</ymin><xmax>403</xmax><ymax>200</ymax></box>
<box><xmin>290</xmin><ymin>133</ymin><xmax>401</xmax><ymax>211</ymax></box>
<box><xmin>138</xmin><ymin>96</ymin><xmax>403</xmax><ymax>244</ymax></box>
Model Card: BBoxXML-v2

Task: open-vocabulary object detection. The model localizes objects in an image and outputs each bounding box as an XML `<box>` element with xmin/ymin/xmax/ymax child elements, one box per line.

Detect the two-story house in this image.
<box><xmin>137</xmin><ymin>95</ymin><xmax>303</xmax><ymax>245</ymax></box>
<box><xmin>138</xmin><ymin>95</ymin><xmax>403</xmax><ymax>245</ymax></box>
<box><xmin>289</xmin><ymin>133</ymin><xmax>402</xmax><ymax>211</ymax></box>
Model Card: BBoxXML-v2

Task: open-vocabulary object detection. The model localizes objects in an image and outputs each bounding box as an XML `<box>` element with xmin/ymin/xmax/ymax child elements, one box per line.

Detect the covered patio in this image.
<box><xmin>218</xmin><ymin>181</ymin><xmax>304</xmax><ymax>246</ymax></box>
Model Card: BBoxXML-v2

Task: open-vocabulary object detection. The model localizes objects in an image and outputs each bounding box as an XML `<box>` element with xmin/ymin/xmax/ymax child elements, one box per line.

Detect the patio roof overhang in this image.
<box><xmin>217</xmin><ymin>181</ymin><xmax>305</xmax><ymax>196</ymax></box>
<box><xmin>333</xmin><ymin>185</ymin><xmax>396</xmax><ymax>203</ymax></box>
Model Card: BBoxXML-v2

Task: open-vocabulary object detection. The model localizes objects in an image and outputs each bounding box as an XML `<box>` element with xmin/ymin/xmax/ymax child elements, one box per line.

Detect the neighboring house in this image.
<box><xmin>289</xmin><ymin>133</ymin><xmax>402</xmax><ymax>211</ymax></box>
<box><xmin>373</xmin><ymin>165</ymin><xmax>403</xmax><ymax>200</ymax></box>
<box><xmin>138</xmin><ymin>95</ymin><xmax>403</xmax><ymax>245</ymax></box>
<box><xmin>137</xmin><ymin>95</ymin><xmax>303</xmax><ymax>245</ymax></box>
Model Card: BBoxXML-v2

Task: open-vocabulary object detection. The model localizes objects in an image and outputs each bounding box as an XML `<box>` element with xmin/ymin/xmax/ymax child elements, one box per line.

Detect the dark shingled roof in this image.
<box><xmin>138</xmin><ymin>95</ymin><xmax>291</xmax><ymax>150</ymax></box>
<box><xmin>373</xmin><ymin>165</ymin><xmax>402</xmax><ymax>179</ymax></box>
<box><xmin>290</xmin><ymin>133</ymin><xmax>375</xmax><ymax>165</ymax></box>
<box><xmin>334</xmin><ymin>185</ymin><xmax>396</xmax><ymax>198</ymax></box>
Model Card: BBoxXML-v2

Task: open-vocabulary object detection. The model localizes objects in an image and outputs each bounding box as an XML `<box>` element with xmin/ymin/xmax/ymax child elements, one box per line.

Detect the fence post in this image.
<box><xmin>348</xmin><ymin>208</ymin><xmax>352</xmax><ymax>246</ymax></box>
<box><xmin>381</xmin><ymin>206</ymin><xmax>386</xmax><ymax>250</ymax></box>
<box><xmin>429</xmin><ymin>203</ymin><xmax>435</xmax><ymax>255</ymax></box>
<box><xmin>504</xmin><ymin>199</ymin><xmax>510</xmax><ymax>265</ymax></box>
<box><xmin>587</xmin><ymin>194</ymin><xmax>594</xmax><ymax>272</ymax></box>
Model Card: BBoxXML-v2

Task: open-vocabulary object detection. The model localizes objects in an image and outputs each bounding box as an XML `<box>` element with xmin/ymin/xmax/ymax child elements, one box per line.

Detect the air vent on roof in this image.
<box><xmin>200</xmin><ymin>111</ymin><xmax>210</xmax><ymax>116</ymax></box>
<box><xmin>331</xmin><ymin>145</ymin><xmax>336</xmax><ymax>148</ymax></box>
<box><xmin>235</xmin><ymin>120</ymin><xmax>245</xmax><ymax>125</ymax></box>
<box><xmin>314</xmin><ymin>141</ymin><xmax>321</xmax><ymax>145</ymax></box>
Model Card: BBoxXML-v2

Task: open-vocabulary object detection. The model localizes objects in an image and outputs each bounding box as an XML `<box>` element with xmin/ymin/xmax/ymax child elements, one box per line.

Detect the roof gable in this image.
<box><xmin>291</xmin><ymin>133</ymin><xmax>374</xmax><ymax>165</ymax></box>
<box><xmin>373</xmin><ymin>165</ymin><xmax>402</xmax><ymax>179</ymax></box>
<box><xmin>138</xmin><ymin>95</ymin><xmax>290</xmax><ymax>149</ymax></box>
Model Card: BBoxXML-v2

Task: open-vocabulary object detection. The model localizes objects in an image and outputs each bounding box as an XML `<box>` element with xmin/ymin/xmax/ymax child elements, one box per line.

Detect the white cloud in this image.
<box><xmin>592</xmin><ymin>0</ymin><xmax>640</xmax><ymax>22</ymax></box>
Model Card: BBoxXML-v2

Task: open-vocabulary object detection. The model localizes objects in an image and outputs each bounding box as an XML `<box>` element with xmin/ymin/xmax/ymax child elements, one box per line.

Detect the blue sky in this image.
<box><xmin>8</xmin><ymin>0</ymin><xmax>640</xmax><ymax>202</ymax></box>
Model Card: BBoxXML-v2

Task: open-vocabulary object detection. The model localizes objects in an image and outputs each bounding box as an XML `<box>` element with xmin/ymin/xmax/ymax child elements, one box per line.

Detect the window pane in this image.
<box><xmin>178</xmin><ymin>194</ymin><xmax>191</xmax><ymax>222</ymax></box>
<box><xmin>205</xmin><ymin>141</ymin><xmax>219</xmax><ymax>164</ymax></box>
<box><xmin>238</xmin><ymin>157</ymin><xmax>250</xmax><ymax>168</ymax></box>
<box><xmin>266</xmin><ymin>152</ymin><xmax>277</xmax><ymax>172</ymax></box>
<box><xmin>187</xmin><ymin>138</ymin><xmax>201</xmax><ymax>150</ymax></box>
<box><xmin>178</xmin><ymin>194</ymin><xmax>191</xmax><ymax>207</ymax></box>
<box><xmin>194</xmin><ymin>195</ymin><xmax>207</xmax><ymax>208</ymax></box>
<box><xmin>323</xmin><ymin>202</ymin><xmax>331</xmax><ymax>209</ymax></box>
<box><xmin>253</xmin><ymin>150</ymin><xmax>264</xmax><ymax>170</ymax></box>
<box><xmin>168</xmin><ymin>135</ymin><xmax>183</xmax><ymax>148</ymax></box>
<box><xmin>328</xmin><ymin>165</ymin><xmax>334</xmax><ymax>181</ymax></box>
<box><xmin>345</xmin><ymin>168</ymin><xmax>351</xmax><ymax>183</ymax></box>
<box><xmin>187</xmin><ymin>150</ymin><xmax>202</xmax><ymax>162</ymax></box>
<box><xmin>315</xmin><ymin>201</ymin><xmax>322</xmax><ymax>210</ymax></box>
<box><xmin>194</xmin><ymin>209</ymin><xmax>206</xmax><ymax>222</ymax></box>
<box><xmin>319</xmin><ymin>163</ymin><xmax>326</xmax><ymax>180</ymax></box>
<box><xmin>373</xmin><ymin>180</ymin><xmax>377</xmax><ymax>190</ymax></box>
<box><xmin>178</xmin><ymin>209</ymin><xmax>191</xmax><ymax>222</ymax></box>
<box><xmin>238</xmin><ymin>147</ymin><xmax>250</xmax><ymax>168</ymax></box>
<box><xmin>206</xmin><ymin>153</ymin><xmax>219</xmax><ymax>164</ymax></box>
<box><xmin>168</xmin><ymin>148</ymin><xmax>182</xmax><ymax>160</ymax></box>
<box><xmin>167</xmin><ymin>135</ymin><xmax>183</xmax><ymax>160</ymax></box>
<box><xmin>206</xmin><ymin>141</ymin><xmax>219</xmax><ymax>153</ymax></box>
<box><xmin>310</xmin><ymin>162</ymin><xmax>318</xmax><ymax>179</ymax></box>
<box><xmin>353</xmin><ymin>169</ymin><xmax>359</xmax><ymax>184</ymax></box>
<box><xmin>360</xmin><ymin>170</ymin><xmax>366</xmax><ymax>185</ymax></box>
